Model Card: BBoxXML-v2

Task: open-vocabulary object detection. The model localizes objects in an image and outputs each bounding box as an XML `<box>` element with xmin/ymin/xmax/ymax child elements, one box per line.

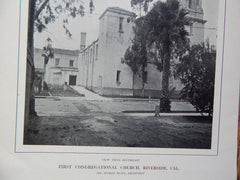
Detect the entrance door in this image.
<box><xmin>69</xmin><ymin>75</ymin><xmax>77</xmax><ymax>85</ymax></box>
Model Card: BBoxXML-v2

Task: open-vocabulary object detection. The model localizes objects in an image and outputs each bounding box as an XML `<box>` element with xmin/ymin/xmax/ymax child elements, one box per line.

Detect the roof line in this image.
<box><xmin>99</xmin><ymin>7</ymin><xmax>136</xmax><ymax>20</ymax></box>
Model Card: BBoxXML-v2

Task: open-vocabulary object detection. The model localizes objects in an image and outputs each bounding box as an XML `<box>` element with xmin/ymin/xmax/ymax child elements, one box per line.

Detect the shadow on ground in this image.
<box><xmin>24</xmin><ymin>114</ymin><xmax>212</xmax><ymax>149</ymax></box>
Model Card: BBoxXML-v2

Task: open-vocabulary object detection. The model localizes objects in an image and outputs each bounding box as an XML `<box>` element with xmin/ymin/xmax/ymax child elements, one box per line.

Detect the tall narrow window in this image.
<box><xmin>119</xmin><ymin>17</ymin><xmax>124</xmax><ymax>33</ymax></box>
<box><xmin>188</xmin><ymin>0</ymin><xmax>192</xmax><ymax>8</ymax></box>
<box><xmin>143</xmin><ymin>71</ymin><xmax>148</xmax><ymax>83</ymax></box>
<box><xmin>96</xmin><ymin>44</ymin><xmax>98</xmax><ymax>60</ymax></box>
<box><xmin>55</xmin><ymin>58</ymin><xmax>60</xmax><ymax>66</ymax></box>
<box><xmin>90</xmin><ymin>48</ymin><xmax>93</xmax><ymax>63</ymax></box>
<box><xmin>196</xmin><ymin>0</ymin><xmax>199</xmax><ymax>6</ymax></box>
<box><xmin>116</xmin><ymin>70</ymin><xmax>121</xmax><ymax>82</ymax></box>
<box><xmin>190</xmin><ymin>25</ymin><xmax>193</xmax><ymax>35</ymax></box>
<box><xmin>69</xmin><ymin>60</ymin><xmax>74</xmax><ymax>67</ymax></box>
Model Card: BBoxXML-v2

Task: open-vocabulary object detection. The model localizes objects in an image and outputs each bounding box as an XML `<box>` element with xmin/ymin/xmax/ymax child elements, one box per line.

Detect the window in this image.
<box><xmin>143</xmin><ymin>71</ymin><xmax>148</xmax><ymax>83</ymax></box>
<box><xmin>90</xmin><ymin>48</ymin><xmax>93</xmax><ymax>63</ymax></box>
<box><xmin>96</xmin><ymin>44</ymin><xmax>98</xmax><ymax>60</ymax></box>
<box><xmin>190</xmin><ymin>25</ymin><xmax>193</xmax><ymax>35</ymax></box>
<box><xmin>119</xmin><ymin>17</ymin><xmax>124</xmax><ymax>33</ymax></box>
<box><xmin>188</xmin><ymin>0</ymin><xmax>192</xmax><ymax>8</ymax></box>
<box><xmin>69</xmin><ymin>60</ymin><xmax>74</xmax><ymax>67</ymax></box>
<box><xmin>55</xmin><ymin>58</ymin><xmax>60</xmax><ymax>66</ymax></box>
<box><xmin>116</xmin><ymin>70</ymin><xmax>121</xmax><ymax>82</ymax></box>
<box><xmin>186</xmin><ymin>25</ymin><xmax>193</xmax><ymax>36</ymax></box>
<box><xmin>196</xmin><ymin>0</ymin><xmax>199</xmax><ymax>6</ymax></box>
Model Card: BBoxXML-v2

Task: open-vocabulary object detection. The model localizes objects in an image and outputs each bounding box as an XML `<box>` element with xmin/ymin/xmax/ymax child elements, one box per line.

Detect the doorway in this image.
<box><xmin>69</xmin><ymin>75</ymin><xmax>77</xmax><ymax>85</ymax></box>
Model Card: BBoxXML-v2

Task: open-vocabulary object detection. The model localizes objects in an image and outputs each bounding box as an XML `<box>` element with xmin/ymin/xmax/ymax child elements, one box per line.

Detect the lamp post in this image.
<box><xmin>41</xmin><ymin>38</ymin><xmax>53</xmax><ymax>91</ymax></box>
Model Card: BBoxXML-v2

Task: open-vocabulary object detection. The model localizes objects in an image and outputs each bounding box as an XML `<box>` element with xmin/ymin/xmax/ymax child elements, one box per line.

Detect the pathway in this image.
<box><xmin>70</xmin><ymin>86</ymin><xmax>111</xmax><ymax>101</ymax></box>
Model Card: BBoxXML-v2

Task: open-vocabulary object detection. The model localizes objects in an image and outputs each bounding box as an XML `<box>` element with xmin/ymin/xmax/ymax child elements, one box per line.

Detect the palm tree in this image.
<box><xmin>145</xmin><ymin>0</ymin><xmax>190</xmax><ymax>112</ymax></box>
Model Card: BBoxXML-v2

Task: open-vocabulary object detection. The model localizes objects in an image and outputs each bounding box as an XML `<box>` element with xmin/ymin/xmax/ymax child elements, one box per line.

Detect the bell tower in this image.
<box><xmin>180</xmin><ymin>0</ymin><xmax>206</xmax><ymax>44</ymax></box>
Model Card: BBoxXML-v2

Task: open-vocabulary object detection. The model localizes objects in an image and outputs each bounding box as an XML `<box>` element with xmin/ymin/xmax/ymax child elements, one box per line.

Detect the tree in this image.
<box><xmin>122</xmin><ymin>17</ymin><xmax>149</xmax><ymax>97</ymax></box>
<box><xmin>41</xmin><ymin>37</ymin><xmax>54</xmax><ymax>91</ymax></box>
<box><xmin>130</xmin><ymin>0</ymin><xmax>153</xmax><ymax>16</ymax></box>
<box><xmin>174</xmin><ymin>42</ymin><xmax>216</xmax><ymax>116</ymax></box>
<box><xmin>145</xmin><ymin>0</ymin><xmax>190</xmax><ymax>112</ymax></box>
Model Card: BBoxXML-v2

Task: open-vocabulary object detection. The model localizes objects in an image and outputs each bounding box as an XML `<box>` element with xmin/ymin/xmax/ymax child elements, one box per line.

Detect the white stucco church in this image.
<box><xmin>77</xmin><ymin>0</ymin><xmax>206</xmax><ymax>98</ymax></box>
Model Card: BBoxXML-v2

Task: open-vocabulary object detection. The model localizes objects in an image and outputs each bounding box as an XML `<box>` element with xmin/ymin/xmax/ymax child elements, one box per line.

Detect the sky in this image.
<box><xmin>34</xmin><ymin>0</ymin><xmax>219</xmax><ymax>50</ymax></box>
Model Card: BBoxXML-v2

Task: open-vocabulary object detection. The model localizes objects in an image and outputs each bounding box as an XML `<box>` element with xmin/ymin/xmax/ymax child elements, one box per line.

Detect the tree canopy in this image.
<box><xmin>34</xmin><ymin>0</ymin><xmax>94</xmax><ymax>37</ymax></box>
<box><xmin>42</xmin><ymin>38</ymin><xmax>54</xmax><ymax>64</ymax></box>
<box><xmin>174</xmin><ymin>42</ymin><xmax>216</xmax><ymax>116</ymax></box>
<box><xmin>130</xmin><ymin>0</ymin><xmax>153</xmax><ymax>16</ymax></box>
<box><xmin>123</xmin><ymin>17</ymin><xmax>149</xmax><ymax>95</ymax></box>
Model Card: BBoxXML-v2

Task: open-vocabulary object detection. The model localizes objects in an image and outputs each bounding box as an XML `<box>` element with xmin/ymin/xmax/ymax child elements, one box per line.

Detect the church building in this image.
<box><xmin>78</xmin><ymin>1</ymin><xmax>206</xmax><ymax>97</ymax></box>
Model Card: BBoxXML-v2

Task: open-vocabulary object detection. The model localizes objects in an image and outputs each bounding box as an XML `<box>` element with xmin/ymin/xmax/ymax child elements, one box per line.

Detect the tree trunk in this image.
<box><xmin>132</xmin><ymin>73</ymin><xmax>135</xmax><ymax>96</ymax></box>
<box><xmin>34</xmin><ymin>0</ymin><xmax>49</xmax><ymax>20</ymax></box>
<box><xmin>24</xmin><ymin>0</ymin><xmax>37</xmax><ymax>135</ymax></box>
<box><xmin>160</xmin><ymin>46</ymin><xmax>171</xmax><ymax>112</ymax></box>
<box><xmin>141</xmin><ymin>82</ymin><xmax>145</xmax><ymax>98</ymax></box>
<box><xmin>42</xmin><ymin>59</ymin><xmax>47</xmax><ymax>91</ymax></box>
<box><xmin>28</xmin><ymin>0</ymin><xmax>37</xmax><ymax>117</ymax></box>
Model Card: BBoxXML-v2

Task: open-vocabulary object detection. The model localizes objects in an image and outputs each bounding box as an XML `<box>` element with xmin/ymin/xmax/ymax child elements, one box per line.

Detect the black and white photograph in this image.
<box><xmin>22</xmin><ymin>0</ymin><xmax>218</xmax><ymax>149</ymax></box>
<box><xmin>2</xmin><ymin>0</ymin><xmax>240</xmax><ymax>179</ymax></box>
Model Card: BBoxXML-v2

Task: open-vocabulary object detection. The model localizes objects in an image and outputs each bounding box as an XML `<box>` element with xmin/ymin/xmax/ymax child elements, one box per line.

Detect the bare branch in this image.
<box><xmin>35</xmin><ymin>0</ymin><xmax>50</xmax><ymax>20</ymax></box>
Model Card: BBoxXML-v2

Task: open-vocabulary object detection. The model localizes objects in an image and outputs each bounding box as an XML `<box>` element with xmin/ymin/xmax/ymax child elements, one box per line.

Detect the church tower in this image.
<box><xmin>180</xmin><ymin>0</ymin><xmax>206</xmax><ymax>44</ymax></box>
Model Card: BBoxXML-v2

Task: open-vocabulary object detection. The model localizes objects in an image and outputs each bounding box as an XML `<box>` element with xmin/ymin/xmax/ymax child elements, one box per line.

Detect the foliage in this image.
<box><xmin>174</xmin><ymin>42</ymin><xmax>216</xmax><ymax>116</ymax></box>
<box><xmin>130</xmin><ymin>0</ymin><xmax>153</xmax><ymax>16</ymax></box>
<box><xmin>122</xmin><ymin>17</ymin><xmax>149</xmax><ymax>94</ymax></box>
<box><xmin>34</xmin><ymin>0</ymin><xmax>94</xmax><ymax>37</ymax></box>
<box><xmin>145</xmin><ymin>0</ymin><xmax>190</xmax><ymax>62</ymax></box>
<box><xmin>42</xmin><ymin>38</ymin><xmax>54</xmax><ymax>64</ymax></box>
<box><xmin>145</xmin><ymin>0</ymin><xmax>190</xmax><ymax>112</ymax></box>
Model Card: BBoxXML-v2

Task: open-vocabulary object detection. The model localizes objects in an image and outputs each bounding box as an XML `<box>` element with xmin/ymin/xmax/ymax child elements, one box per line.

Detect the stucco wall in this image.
<box><xmin>190</xmin><ymin>21</ymin><xmax>205</xmax><ymax>45</ymax></box>
<box><xmin>45</xmin><ymin>49</ymin><xmax>79</xmax><ymax>86</ymax></box>
<box><xmin>101</xmin><ymin>10</ymin><xmax>135</xmax><ymax>90</ymax></box>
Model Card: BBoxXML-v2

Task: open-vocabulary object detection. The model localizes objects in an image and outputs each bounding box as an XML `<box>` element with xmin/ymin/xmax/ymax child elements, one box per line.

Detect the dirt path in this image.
<box><xmin>24</xmin><ymin>96</ymin><xmax>212</xmax><ymax>148</ymax></box>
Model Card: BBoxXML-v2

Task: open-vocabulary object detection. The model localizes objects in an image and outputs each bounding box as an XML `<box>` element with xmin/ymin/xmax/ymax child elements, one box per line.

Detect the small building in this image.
<box><xmin>34</xmin><ymin>48</ymin><xmax>80</xmax><ymax>87</ymax></box>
